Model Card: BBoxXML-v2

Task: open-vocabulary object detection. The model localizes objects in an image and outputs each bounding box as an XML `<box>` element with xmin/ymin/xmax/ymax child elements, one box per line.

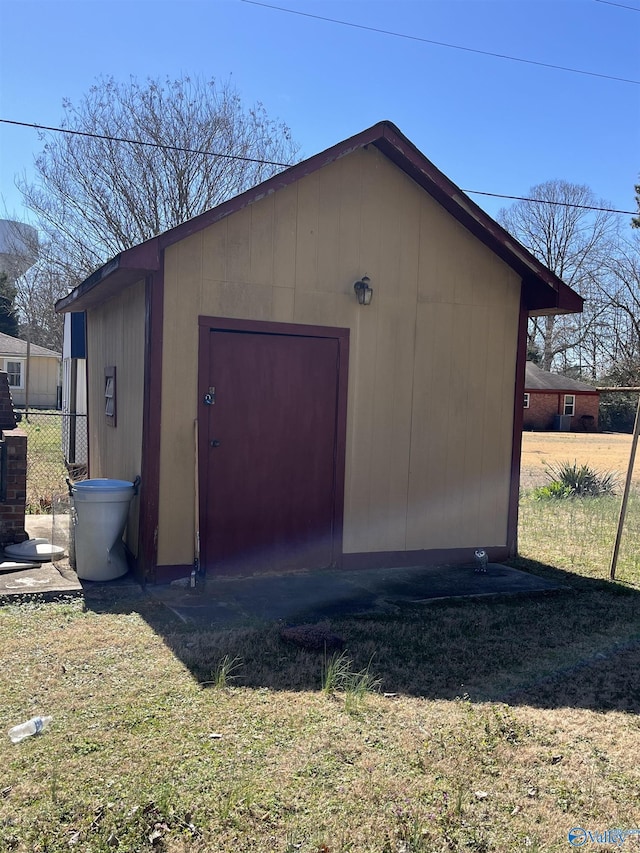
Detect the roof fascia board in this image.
<box><xmin>55</xmin><ymin>240</ymin><xmax>160</xmax><ymax>314</ymax></box>
<box><xmin>56</xmin><ymin>124</ymin><xmax>388</xmax><ymax>313</ymax></box>
<box><xmin>372</xmin><ymin>125</ymin><xmax>582</xmax><ymax>315</ymax></box>
<box><xmin>56</xmin><ymin>120</ymin><xmax>582</xmax><ymax>316</ymax></box>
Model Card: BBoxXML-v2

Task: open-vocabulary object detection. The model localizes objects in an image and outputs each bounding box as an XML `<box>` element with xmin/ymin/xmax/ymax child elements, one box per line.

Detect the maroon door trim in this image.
<box><xmin>197</xmin><ymin>316</ymin><xmax>349</xmax><ymax>574</ymax></box>
<box><xmin>137</xmin><ymin>269</ymin><xmax>165</xmax><ymax>581</ymax></box>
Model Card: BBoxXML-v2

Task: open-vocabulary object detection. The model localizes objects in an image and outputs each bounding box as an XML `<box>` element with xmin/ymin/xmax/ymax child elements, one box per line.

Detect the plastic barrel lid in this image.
<box><xmin>4</xmin><ymin>539</ymin><xmax>65</xmax><ymax>561</ymax></box>
<box><xmin>73</xmin><ymin>479</ymin><xmax>134</xmax><ymax>491</ymax></box>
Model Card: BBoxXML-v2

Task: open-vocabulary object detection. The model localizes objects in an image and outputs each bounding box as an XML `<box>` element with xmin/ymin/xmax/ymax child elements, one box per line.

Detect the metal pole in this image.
<box><xmin>610</xmin><ymin>393</ymin><xmax>640</xmax><ymax>580</ymax></box>
<box><xmin>25</xmin><ymin>328</ymin><xmax>30</xmax><ymax>415</ymax></box>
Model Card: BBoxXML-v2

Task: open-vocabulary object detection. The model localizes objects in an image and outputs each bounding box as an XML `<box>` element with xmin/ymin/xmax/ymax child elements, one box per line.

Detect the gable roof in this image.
<box><xmin>525</xmin><ymin>361</ymin><xmax>598</xmax><ymax>393</ymax></box>
<box><xmin>0</xmin><ymin>331</ymin><xmax>60</xmax><ymax>359</ymax></box>
<box><xmin>56</xmin><ymin>121</ymin><xmax>583</xmax><ymax>317</ymax></box>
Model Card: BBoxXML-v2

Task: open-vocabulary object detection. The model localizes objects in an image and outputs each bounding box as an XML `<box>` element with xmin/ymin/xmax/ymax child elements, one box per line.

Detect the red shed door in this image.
<box><xmin>202</xmin><ymin>328</ymin><xmax>342</xmax><ymax>575</ymax></box>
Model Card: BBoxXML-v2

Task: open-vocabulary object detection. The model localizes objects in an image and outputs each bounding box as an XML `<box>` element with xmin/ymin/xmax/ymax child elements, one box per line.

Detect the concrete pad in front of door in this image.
<box><xmin>146</xmin><ymin>562</ymin><xmax>567</xmax><ymax>627</ymax></box>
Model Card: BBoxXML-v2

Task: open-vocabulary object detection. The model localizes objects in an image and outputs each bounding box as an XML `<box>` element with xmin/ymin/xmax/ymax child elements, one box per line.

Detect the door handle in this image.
<box><xmin>210</xmin><ymin>439</ymin><xmax>221</xmax><ymax>448</ymax></box>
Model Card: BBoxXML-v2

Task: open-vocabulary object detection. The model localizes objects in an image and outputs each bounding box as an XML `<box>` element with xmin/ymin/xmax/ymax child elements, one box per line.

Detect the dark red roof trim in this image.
<box><xmin>56</xmin><ymin>121</ymin><xmax>583</xmax><ymax>317</ymax></box>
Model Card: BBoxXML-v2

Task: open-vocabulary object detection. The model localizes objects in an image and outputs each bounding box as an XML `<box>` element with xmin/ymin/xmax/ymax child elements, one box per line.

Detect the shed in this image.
<box><xmin>524</xmin><ymin>361</ymin><xmax>599</xmax><ymax>432</ymax></box>
<box><xmin>0</xmin><ymin>331</ymin><xmax>61</xmax><ymax>409</ymax></box>
<box><xmin>55</xmin><ymin>121</ymin><xmax>583</xmax><ymax>583</ymax></box>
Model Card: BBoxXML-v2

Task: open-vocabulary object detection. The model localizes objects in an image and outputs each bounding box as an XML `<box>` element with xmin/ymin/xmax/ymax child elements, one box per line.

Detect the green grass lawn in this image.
<box><xmin>518</xmin><ymin>490</ymin><xmax>640</xmax><ymax>585</ymax></box>
<box><xmin>1</xmin><ymin>493</ymin><xmax>639</xmax><ymax>852</ymax></box>
<box><xmin>18</xmin><ymin>411</ymin><xmax>68</xmax><ymax>512</ymax></box>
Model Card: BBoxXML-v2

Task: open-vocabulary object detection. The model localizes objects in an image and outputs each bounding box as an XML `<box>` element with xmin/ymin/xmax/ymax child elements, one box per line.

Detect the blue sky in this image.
<box><xmin>0</xmin><ymin>0</ymin><xmax>638</xmax><ymax>227</ymax></box>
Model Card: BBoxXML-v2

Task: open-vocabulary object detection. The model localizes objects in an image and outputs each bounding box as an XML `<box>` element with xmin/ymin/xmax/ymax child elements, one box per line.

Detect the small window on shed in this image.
<box><xmin>564</xmin><ymin>394</ymin><xmax>575</xmax><ymax>416</ymax></box>
<box><xmin>105</xmin><ymin>366</ymin><xmax>116</xmax><ymax>427</ymax></box>
<box><xmin>523</xmin><ymin>393</ymin><xmax>530</xmax><ymax>409</ymax></box>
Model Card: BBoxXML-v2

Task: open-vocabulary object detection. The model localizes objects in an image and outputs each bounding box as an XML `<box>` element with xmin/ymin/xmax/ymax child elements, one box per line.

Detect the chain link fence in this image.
<box><xmin>15</xmin><ymin>410</ymin><xmax>88</xmax><ymax>512</ymax></box>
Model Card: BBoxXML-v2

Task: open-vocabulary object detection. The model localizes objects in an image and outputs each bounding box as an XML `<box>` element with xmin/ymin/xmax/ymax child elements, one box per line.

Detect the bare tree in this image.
<box><xmin>18</xmin><ymin>75</ymin><xmax>300</xmax><ymax>284</ymax></box>
<box><xmin>600</xmin><ymin>233</ymin><xmax>640</xmax><ymax>382</ymax></box>
<box><xmin>15</xmin><ymin>240</ymin><xmax>68</xmax><ymax>353</ymax></box>
<box><xmin>498</xmin><ymin>180</ymin><xmax>617</xmax><ymax>374</ymax></box>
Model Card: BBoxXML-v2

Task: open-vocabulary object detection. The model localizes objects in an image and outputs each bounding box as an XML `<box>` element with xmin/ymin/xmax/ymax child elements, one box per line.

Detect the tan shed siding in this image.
<box><xmin>86</xmin><ymin>280</ymin><xmax>145</xmax><ymax>556</ymax></box>
<box><xmin>158</xmin><ymin>145</ymin><xmax>521</xmax><ymax>566</ymax></box>
<box><xmin>157</xmin><ymin>239</ymin><xmax>202</xmax><ymax>565</ymax></box>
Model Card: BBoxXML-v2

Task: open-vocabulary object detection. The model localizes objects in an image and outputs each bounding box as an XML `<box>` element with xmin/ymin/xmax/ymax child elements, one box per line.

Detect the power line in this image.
<box><xmin>1</xmin><ymin>117</ymin><xmax>636</xmax><ymax>216</ymax></box>
<box><xmin>241</xmin><ymin>0</ymin><xmax>640</xmax><ymax>86</ymax></box>
<box><xmin>463</xmin><ymin>189</ymin><xmax>636</xmax><ymax>215</ymax></box>
<box><xmin>595</xmin><ymin>0</ymin><xmax>640</xmax><ymax>11</ymax></box>
<box><xmin>0</xmin><ymin>118</ymin><xmax>292</xmax><ymax>168</ymax></box>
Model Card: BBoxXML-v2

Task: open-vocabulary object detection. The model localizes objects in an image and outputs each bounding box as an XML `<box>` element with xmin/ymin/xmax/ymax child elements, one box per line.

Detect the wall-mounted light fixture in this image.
<box><xmin>353</xmin><ymin>275</ymin><xmax>373</xmax><ymax>306</ymax></box>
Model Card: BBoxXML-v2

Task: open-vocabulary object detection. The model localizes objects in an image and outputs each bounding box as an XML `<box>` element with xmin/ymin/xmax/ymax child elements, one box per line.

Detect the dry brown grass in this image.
<box><xmin>518</xmin><ymin>430</ymin><xmax>640</xmax><ymax>586</ymax></box>
<box><xmin>1</xmin><ymin>585</ymin><xmax>639</xmax><ymax>852</ymax></box>
<box><xmin>520</xmin><ymin>431</ymin><xmax>638</xmax><ymax>491</ymax></box>
<box><xmin>1</xmin><ymin>430</ymin><xmax>640</xmax><ymax>852</ymax></box>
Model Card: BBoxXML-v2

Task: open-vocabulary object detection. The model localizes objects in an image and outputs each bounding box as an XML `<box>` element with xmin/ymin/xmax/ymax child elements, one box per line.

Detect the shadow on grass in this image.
<box><xmin>75</xmin><ymin>558</ymin><xmax>640</xmax><ymax>714</ymax></box>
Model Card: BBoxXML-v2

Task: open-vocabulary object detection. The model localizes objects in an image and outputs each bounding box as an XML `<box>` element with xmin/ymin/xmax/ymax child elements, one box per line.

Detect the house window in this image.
<box><xmin>523</xmin><ymin>393</ymin><xmax>530</xmax><ymax>409</ymax></box>
<box><xmin>105</xmin><ymin>366</ymin><xmax>116</xmax><ymax>427</ymax></box>
<box><xmin>5</xmin><ymin>360</ymin><xmax>23</xmax><ymax>389</ymax></box>
<box><xmin>564</xmin><ymin>394</ymin><xmax>575</xmax><ymax>416</ymax></box>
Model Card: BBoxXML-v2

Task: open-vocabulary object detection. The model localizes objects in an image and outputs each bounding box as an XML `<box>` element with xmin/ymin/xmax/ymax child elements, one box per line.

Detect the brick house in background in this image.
<box><xmin>523</xmin><ymin>361</ymin><xmax>600</xmax><ymax>432</ymax></box>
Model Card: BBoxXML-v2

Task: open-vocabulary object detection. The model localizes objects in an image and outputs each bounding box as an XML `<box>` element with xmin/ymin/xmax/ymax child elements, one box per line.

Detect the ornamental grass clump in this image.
<box><xmin>321</xmin><ymin>650</ymin><xmax>381</xmax><ymax>712</ymax></box>
<box><xmin>533</xmin><ymin>460</ymin><xmax>618</xmax><ymax>500</ymax></box>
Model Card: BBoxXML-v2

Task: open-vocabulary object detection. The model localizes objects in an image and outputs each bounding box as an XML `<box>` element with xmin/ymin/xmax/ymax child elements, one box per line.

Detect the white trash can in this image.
<box><xmin>71</xmin><ymin>479</ymin><xmax>137</xmax><ymax>581</ymax></box>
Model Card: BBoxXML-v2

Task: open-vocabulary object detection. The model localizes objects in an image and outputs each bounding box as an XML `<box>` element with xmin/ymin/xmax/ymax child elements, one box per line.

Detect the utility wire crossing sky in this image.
<box><xmin>241</xmin><ymin>0</ymin><xmax>640</xmax><ymax>85</ymax></box>
<box><xmin>0</xmin><ymin>0</ymin><xmax>636</xmax><ymax>224</ymax></box>
<box><xmin>0</xmin><ymin>118</ymin><xmax>635</xmax><ymax>216</ymax></box>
